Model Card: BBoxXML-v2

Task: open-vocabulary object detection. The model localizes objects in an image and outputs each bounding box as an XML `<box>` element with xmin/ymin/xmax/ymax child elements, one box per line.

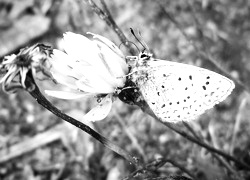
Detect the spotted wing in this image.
<box><xmin>138</xmin><ymin>60</ymin><xmax>235</xmax><ymax>123</ymax></box>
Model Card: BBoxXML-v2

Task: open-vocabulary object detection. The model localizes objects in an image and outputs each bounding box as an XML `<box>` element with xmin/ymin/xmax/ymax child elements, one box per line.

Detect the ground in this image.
<box><xmin>0</xmin><ymin>0</ymin><xmax>250</xmax><ymax>180</ymax></box>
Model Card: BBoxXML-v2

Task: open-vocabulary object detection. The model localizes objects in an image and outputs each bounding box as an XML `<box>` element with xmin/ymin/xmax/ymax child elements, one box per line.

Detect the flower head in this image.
<box><xmin>0</xmin><ymin>44</ymin><xmax>51</xmax><ymax>93</ymax></box>
<box><xmin>45</xmin><ymin>32</ymin><xmax>128</xmax><ymax>121</ymax></box>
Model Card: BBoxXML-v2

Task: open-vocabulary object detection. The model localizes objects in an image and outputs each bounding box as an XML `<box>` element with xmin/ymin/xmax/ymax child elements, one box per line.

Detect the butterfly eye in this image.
<box><xmin>140</xmin><ymin>53</ymin><xmax>148</xmax><ymax>58</ymax></box>
<box><xmin>140</xmin><ymin>52</ymin><xmax>151</xmax><ymax>60</ymax></box>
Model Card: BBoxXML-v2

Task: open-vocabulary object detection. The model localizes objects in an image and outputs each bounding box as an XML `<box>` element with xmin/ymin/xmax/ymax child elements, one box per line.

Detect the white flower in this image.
<box><xmin>45</xmin><ymin>32</ymin><xmax>128</xmax><ymax>121</ymax></box>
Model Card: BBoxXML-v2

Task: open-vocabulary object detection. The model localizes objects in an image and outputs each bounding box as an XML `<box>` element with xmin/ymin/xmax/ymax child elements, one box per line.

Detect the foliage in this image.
<box><xmin>0</xmin><ymin>0</ymin><xmax>250</xmax><ymax>179</ymax></box>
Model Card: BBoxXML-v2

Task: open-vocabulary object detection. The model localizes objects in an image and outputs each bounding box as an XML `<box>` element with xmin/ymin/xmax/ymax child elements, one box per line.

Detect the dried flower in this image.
<box><xmin>0</xmin><ymin>44</ymin><xmax>51</xmax><ymax>93</ymax></box>
<box><xmin>45</xmin><ymin>32</ymin><xmax>128</xmax><ymax>121</ymax></box>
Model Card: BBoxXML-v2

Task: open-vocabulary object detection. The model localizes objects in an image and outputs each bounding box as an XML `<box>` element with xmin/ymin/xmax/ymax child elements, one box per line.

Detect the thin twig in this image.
<box><xmin>183</xmin><ymin>122</ymin><xmax>239</xmax><ymax>177</ymax></box>
<box><xmin>148</xmin><ymin>2</ymin><xmax>250</xmax><ymax>170</ymax></box>
<box><xmin>230</xmin><ymin>96</ymin><xmax>247</xmax><ymax>154</ymax></box>
<box><xmin>122</xmin><ymin>158</ymin><xmax>195</xmax><ymax>180</ymax></box>
<box><xmin>157</xmin><ymin>2</ymin><xmax>250</xmax><ymax>93</ymax></box>
<box><xmin>113</xmin><ymin>113</ymin><xmax>146</xmax><ymax>159</ymax></box>
<box><xmin>137</xmin><ymin>101</ymin><xmax>250</xmax><ymax>170</ymax></box>
<box><xmin>160</xmin><ymin>158</ymin><xmax>195</xmax><ymax>179</ymax></box>
<box><xmin>144</xmin><ymin>176</ymin><xmax>192</xmax><ymax>180</ymax></box>
<box><xmin>182</xmin><ymin>121</ymin><xmax>202</xmax><ymax>141</ymax></box>
<box><xmin>25</xmin><ymin>73</ymin><xmax>142</xmax><ymax>168</ymax></box>
<box><xmin>82</xmin><ymin>0</ymin><xmax>136</xmax><ymax>55</ymax></box>
<box><xmin>162</xmin><ymin>121</ymin><xmax>250</xmax><ymax>170</ymax></box>
<box><xmin>130</xmin><ymin>93</ymin><xmax>250</xmax><ymax>170</ymax></box>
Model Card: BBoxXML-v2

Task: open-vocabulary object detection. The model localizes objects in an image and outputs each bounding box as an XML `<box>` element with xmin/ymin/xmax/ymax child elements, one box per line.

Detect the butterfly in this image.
<box><xmin>126</xmin><ymin>51</ymin><xmax>235</xmax><ymax>123</ymax></box>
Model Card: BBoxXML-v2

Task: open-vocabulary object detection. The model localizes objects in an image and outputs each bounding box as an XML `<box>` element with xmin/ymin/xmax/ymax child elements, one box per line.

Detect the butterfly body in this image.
<box><xmin>129</xmin><ymin>52</ymin><xmax>235</xmax><ymax>123</ymax></box>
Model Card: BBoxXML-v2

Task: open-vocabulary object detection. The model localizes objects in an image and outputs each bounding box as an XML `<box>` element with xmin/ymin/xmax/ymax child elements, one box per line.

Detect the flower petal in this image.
<box><xmin>20</xmin><ymin>67</ymin><xmax>29</xmax><ymax>88</ymax></box>
<box><xmin>51</xmin><ymin>49</ymin><xmax>77</xmax><ymax>65</ymax></box>
<box><xmin>0</xmin><ymin>65</ymin><xmax>17</xmax><ymax>84</ymax></box>
<box><xmin>89</xmin><ymin>32</ymin><xmax>128</xmax><ymax>75</ymax></box>
<box><xmin>45</xmin><ymin>90</ymin><xmax>91</xmax><ymax>99</ymax></box>
<box><xmin>76</xmin><ymin>73</ymin><xmax>114</xmax><ymax>94</ymax></box>
<box><xmin>51</xmin><ymin>72</ymin><xmax>78</xmax><ymax>90</ymax></box>
<box><xmin>49</xmin><ymin>32</ymin><xmax>128</xmax><ymax>95</ymax></box>
<box><xmin>62</xmin><ymin>32</ymin><xmax>120</xmax><ymax>84</ymax></box>
<box><xmin>50</xmin><ymin>51</ymin><xmax>117</xmax><ymax>93</ymax></box>
<box><xmin>50</xmin><ymin>50</ymin><xmax>81</xmax><ymax>78</ymax></box>
<box><xmin>1</xmin><ymin>54</ymin><xmax>17</xmax><ymax>65</ymax></box>
<box><xmin>95</xmin><ymin>41</ymin><xmax>128</xmax><ymax>86</ymax></box>
<box><xmin>82</xmin><ymin>94</ymin><xmax>113</xmax><ymax>121</ymax></box>
<box><xmin>62</xmin><ymin>32</ymin><xmax>100</xmax><ymax>65</ymax></box>
<box><xmin>88</xmin><ymin>32</ymin><xmax>124</xmax><ymax>58</ymax></box>
<box><xmin>88</xmin><ymin>32</ymin><xmax>128</xmax><ymax>87</ymax></box>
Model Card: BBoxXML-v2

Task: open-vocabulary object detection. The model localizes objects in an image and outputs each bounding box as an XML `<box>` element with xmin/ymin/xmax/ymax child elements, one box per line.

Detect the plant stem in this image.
<box><xmin>83</xmin><ymin>0</ymin><xmax>137</xmax><ymax>55</ymax></box>
<box><xmin>25</xmin><ymin>74</ymin><xmax>142</xmax><ymax>168</ymax></box>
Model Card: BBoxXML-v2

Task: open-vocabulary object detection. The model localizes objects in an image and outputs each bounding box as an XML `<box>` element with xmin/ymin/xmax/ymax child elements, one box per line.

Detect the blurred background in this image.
<box><xmin>0</xmin><ymin>0</ymin><xmax>250</xmax><ymax>179</ymax></box>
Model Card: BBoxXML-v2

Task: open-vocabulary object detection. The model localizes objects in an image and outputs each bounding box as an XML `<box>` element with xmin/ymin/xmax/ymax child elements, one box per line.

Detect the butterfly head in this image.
<box><xmin>137</xmin><ymin>51</ymin><xmax>153</xmax><ymax>66</ymax></box>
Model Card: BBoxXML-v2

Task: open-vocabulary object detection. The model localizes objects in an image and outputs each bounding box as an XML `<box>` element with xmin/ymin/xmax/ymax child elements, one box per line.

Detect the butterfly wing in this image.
<box><xmin>137</xmin><ymin>60</ymin><xmax>235</xmax><ymax>123</ymax></box>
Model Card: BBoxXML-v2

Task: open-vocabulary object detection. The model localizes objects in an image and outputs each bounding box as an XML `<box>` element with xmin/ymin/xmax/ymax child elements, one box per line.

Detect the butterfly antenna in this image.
<box><xmin>138</xmin><ymin>30</ymin><xmax>150</xmax><ymax>52</ymax></box>
<box><xmin>130</xmin><ymin>28</ymin><xmax>149</xmax><ymax>52</ymax></box>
